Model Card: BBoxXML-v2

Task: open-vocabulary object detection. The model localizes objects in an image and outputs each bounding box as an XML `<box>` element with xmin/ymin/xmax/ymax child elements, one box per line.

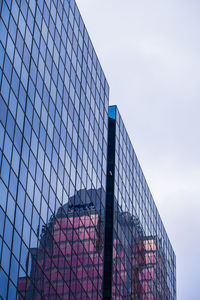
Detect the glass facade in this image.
<box><xmin>107</xmin><ymin>106</ymin><xmax>176</xmax><ymax>299</ymax></box>
<box><xmin>0</xmin><ymin>0</ymin><xmax>108</xmax><ymax>299</ymax></box>
<box><xmin>0</xmin><ymin>0</ymin><xmax>176</xmax><ymax>299</ymax></box>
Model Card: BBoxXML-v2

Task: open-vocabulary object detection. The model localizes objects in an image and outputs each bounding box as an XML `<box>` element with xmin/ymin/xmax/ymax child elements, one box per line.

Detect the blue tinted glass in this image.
<box><xmin>0</xmin><ymin>19</ymin><xmax>7</xmax><ymax>47</ymax></box>
<box><xmin>0</xmin><ymin>42</ymin><xmax>5</xmax><ymax>68</ymax></box>
<box><xmin>4</xmin><ymin>134</ymin><xmax>12</xmax><ymax>162</ymax></box>
<box><xmin>29</xmin><ymin>151</ymin><xmax>36</xmax><ymax>177</ymax></box>
<box><xmin>30</xmin><ymin>55</ymin><xmax>37</xmax><ymax>83</ymax></box>
<box><xmin>1</xmin><ymin>157</ymin><xmax>10</xmax><ymax>187</ymax></box>
<box><xmin>0</xmin><ymin>207</ymin><xmax>5</xmax><ymax>236</ymax></box>
<box><xmin>108</xmin><ymin>105</ymin><xmax>116</xmax><ymax>119</ymax></box>
<box><xmin>4</xmin><ymin>217</ymin><xmax>13</xmax><ymax>248</ymax></box>
<box><xmin>8</xmin><ymin>280</ymin><xmax>17</xmax><ymax>300</ymax></box>
<box><xmin>46</xmin><ymin>136</ymin><xmax>52</xmax><ymax>160</ymax></box>
<box><xmin>22</xmin><ymin>218</ymin><xmax>30</xmax><ymax>246</ymax></box>
<box><xmin>0</xmin><ymin>268</ymin><xmax>8</xmax><ymax>299</ymax></box>
<box><xmin>4</xmin><ymin>55</ymin><xmax>12</xmax><ymax>83</ymax></box>
<box><xmin>12</xmin><ymin>230</ymin><xmax>21</xmax><ymax>260</ymax></box>
<box><xmin>36</xmin><ymin>163</ymin><xmax>43</xmax><ymax>190</ymax></box>
<box><xmin>17</xmin><ymin>183</ymin><xmax>25</xmax><ymax>212</ymax></box>
<box><xmin>26</xmin><ymin>99</ymin><xmax>33</xmax><ymax>123</ymax></box>
<box><xmin>20</xmin><ymin>241</ymin><xmax>29</xmax><ymax>273</ymax></box>
<box><xmin>1</xmin><ymin>74</ymin><xmax>10</xmax><ymax>104</ymax></box>
<box><xmin>9</xmin><ymin>169</ymin><xmax>18</xmax><ymax>198</ymax></box>
<box><xmin>21</xmin><ymin>64</ymin><xmax>28</xmax><ymax>90</ymax></box>
<box><xmin>32</xmin><ymin>206</ymin><xmax>39</xmax><ymax>234</ymax></box>
<box><xmin>36</xmin><ymin>73</ymin><xmax>43</xmax><ymax>97</ymax></box>
<box><xmin>6</xmin><ymin>193</ymin><xmax>15</xmax><ymax>223</ymax></box>
<box><xmin>39</xmin><ymin>123</ymin><xmax>46</xmax><ymax>148</ymax></box>
<box><xmin>6</xmin><ymin>111</ymin><xmax>15</xmax><ymax>140</ymax></box>
<box><xmin>24</xmin><ymin>118</ymin><xmax>31</xmax><ymax>144</ymax></box>
<box><xmin>16</xmin><ymin>30</ymin><xmax>24</xmax><ymax>54</ymax></box>
<box><xmin>27</xmin><ymin>173</ymin><xmax>34</xmax><ymax>199</ymax></box>
<box><xmin>19</xmin><ymin>84</ymin><xmax>26</xmax><ymax>111</ymax></box>
<box><xmin>1</xmin><ymin>242</ymin><xmax>11</xmax><ymax>273</ymax></box>
<box><xmin>0</xmin><ymin>123</ymin><xmax>5</xmax><ymax>150</ymax></box>
<box><xmin>2</xmin><ymin>2</ymin><xmax>10</xmax><ymax>28</ymax></box>
<box><xmin>33</xmin><ymin>111</ymin><xmax>40</xmax><ymax>135</ymax></box>
<box><xmin>15</xmin><ymin>207</ymin><xmax>23</xmax><ymax>235</ymax></box>
<box><xmin>23</xmin><ymin>45</ymin><xmax>30</xmax><ymax>70</ymax></box>
<box><xmin>12</xmin><ymin>147</ymin><xmax>20</xmax><ymax>175</ymax></box>
<box><xmin>31</xmin><ymin>131</ymin><xmax>38</xmax><ymax>154</ymax></box>
<box><xmin>25</xmin><ymin>195</ymin><xmax>32</xmax><ymax>221</ymax></box>
<box><xmin>9</xmin><ymin>90</ymin><xmax>17</xmax><ymax>118</ymax></box>
<box><xmin>27</xmin><ymin>9</ymin><xmax>34</xmax><ymax>33</ymax></box>
<box><xmin>9</xmin><ymin>16</ymin><xmax>17</xmax><ymax>42</ymax></box>
<box><xmin>22</xmin><ymin>139</ymin><xmax>29</xmax><ymax>167</ymax></box>
<box><xmin>14</xmin><ymin>125</ymin><xmax>22</xmax><ymax>153</ymax></box>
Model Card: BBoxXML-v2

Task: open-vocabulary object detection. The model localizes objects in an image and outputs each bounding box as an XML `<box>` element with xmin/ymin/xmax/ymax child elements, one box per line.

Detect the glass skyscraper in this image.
<box><xmin>103</xmin><ymin>106</ymin><xmax>176</xmax><ymax>299</ymax></box>
<box><xmin>0</xmin><ymin>0</ymin><xmax>176</xmax><ymax>299</ymax></box>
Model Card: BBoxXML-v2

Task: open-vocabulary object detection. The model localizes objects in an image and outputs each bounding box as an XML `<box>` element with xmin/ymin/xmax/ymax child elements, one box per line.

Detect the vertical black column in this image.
<box><xmin>103</xmin><ymin>117</ymin><xmax>116</xmax><ymax>299</ymax></box>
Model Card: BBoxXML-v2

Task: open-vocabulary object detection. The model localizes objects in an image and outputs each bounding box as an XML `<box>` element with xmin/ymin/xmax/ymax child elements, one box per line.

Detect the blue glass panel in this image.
<box><xmin>32</xmin><ymin>206</ymin><xmax>39</xmax><ymax>234</ymax></box>
<box><xmin>6</xmin><ymin>193</ymin><xmax>15</xmax><ymax>223</ymax></box>
<box><xmin>30</xmin><ymin>55</ymin><xmax>37</xmax><ymax>83</ymax></box>
<box><xmin>39</xmin><ymin>123</ymin><xmax>46</xmax><ymax>149</ymax></box>
<box><xmin>4</xmin><ymin>54</ymin><xmax>12</xmax><ymax>83</ymax></box>
<box><xmin>1</xmin><ymin>156</ymin><xmax>10</xmax><ymax>187</ymax></box>
<box><xmin>0</xmin><ymin>41</ymin><xmax>5</xmax><ymax>68</ymax></box>
<box><xmin>19</xmin><ymin>83</ymin><xmax>26</xmax><ymax>111</ymax></box>
<box><xmin>14</xmin><ymin>125</ymin><xmax>22</xmax><ymax>154</ymax></box>
<box><xmin>4</xmin><ymin>217</ymin><xmax>13</xmax><ymax>248</ymax></box>
<box><xmin>0</xmin><ymin>19</ymin><xmax>7</xmax><ymax>47</ymax></box>
<box><xmin>25</xmin><ymin>195</ymin><xmax>32</xmax><ymax>221</ymax></box>
<box><xmin>108</xmin><ymin>105</ymin><xmax>116</xmax><ymax>120</ymax></box>
<box><xmin>4</xmin><ymin>134</ymin><xmax>12</xmax><ymax>162</ymax></box>
<box><xmin>24</xmin><ymin>118</ymin><xmax>31</xmax><ymax>144</ymax></box>
<box><xmin>33</xmin><ymin>111</ymin><xmax>40</xmax><ymax>136</ymax></box>
<box><xmin>0</xmin><ymin>207</ymin><xmax>5</xmax><ymax>236</ymax></box>
<box><xmin>29</xmin><ymin>151</ymin><xmax>36</xmax><ymax>177</ymax></box>
<box><xmin>6</xmin><ymin>111</ymin><xmax>15</xmax><ymax>141</ymax></box>
<box><xmin>0</xmin><ymin>123</ymin><xmax>5</xmax><ymax>150</ymax></box>
<box><xmin>0</xmin><ymin>268</ymin><xmax>8</xmax><ymax>299</ymax></box>
<box><xmin>36</xmin><ymin>163</ymin><xmax>43</xmax><ymax>190</ymax></box>
<box><xmin>1</xmin><ymin>242</ymin><xmax>11</xmax><ymax>273</ymax></box>
<box><xmin>9</xmin><ymin>90</ymin><xmax>17</xmax><ymax>118</ymax></box>
<box><xmin>9</xmin><ymin>169</ymin><xmax>18</xmax><ymax>198</ymax></box>
<box><xmin>17</xmin><ymin>183</ymin><xmax>25</xmax><ymax>212</ymax></box>
<box><xmin>12</xmin><ymin>230</ymin><xmax>21</xmax><ymax>261</ymax></box>
<box><xmin>9</xmin><ymin>16</ymin><xmax>17</xmax><ymax>43</ymax></box>
<box><xmin>8</xmin><ymin>280</ymin><xmax>17</xmax><ymax>300</ymax></box>
<box><xmin>1</xmin><ymin>74</ymin><xmax>10</xmax><ymax>104</ymax></box>
<box><xmin>12</xmin><ymin>146</ymin><xmax>20</xmax><ymax>175</ymax></box>
<box><xmin>26</xmin><ymin>98</ymin><xmax>33</xmax><ymax>123</ymax></box>
<box><xmin>15</xmin><ymin>206</ymin><xmax>23</xmax><ymax>235</ymax></box>
<box><xmin>0</xmin><ymin>67</ymin><xmax>2</xmax><ymax>84</ymax></box>
<box><xmin>16</xmin><ymin>30</ymin><xmax>24</xmax><ymax>54</ymax></box>
<box><xmin>27</xmin><ymin>9</ymin><xmax>34</xmax><ymax>33</ymax></box>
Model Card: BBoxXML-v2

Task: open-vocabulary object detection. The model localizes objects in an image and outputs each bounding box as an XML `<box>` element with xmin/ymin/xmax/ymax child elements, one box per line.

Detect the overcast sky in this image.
<box><xmin>76</xmin><ymin>0</ymin><xmax>200</xmax><ymax>298</ymax></box>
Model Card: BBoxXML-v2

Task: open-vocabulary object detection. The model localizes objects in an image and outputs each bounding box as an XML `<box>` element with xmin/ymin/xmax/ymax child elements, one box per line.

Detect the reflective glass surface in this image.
<box><xmin>108</xmin><ymin>106</ymin><xmax>176</xmax><ymax>300</ymax></box>
<box><xmin>0</xmin><ymin>0</ymin><xmax>108</xmax><ymax>298</ymax></box>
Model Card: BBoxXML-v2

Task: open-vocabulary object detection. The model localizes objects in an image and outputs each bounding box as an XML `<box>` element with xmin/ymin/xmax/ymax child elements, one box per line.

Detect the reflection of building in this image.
<box><xmin>18</xmin><ymin>189</ymin><xmax>104</xmax><ymax>299</ymax></box>
<box><xmin>132</xmin><ymin>236</ymin><xmax>170</xmax><ymax>300</ymax></box>
<box><xmin>0</xmin><ymin>0</ymin><xmax>176</xmax><ymax>299</ymax></box>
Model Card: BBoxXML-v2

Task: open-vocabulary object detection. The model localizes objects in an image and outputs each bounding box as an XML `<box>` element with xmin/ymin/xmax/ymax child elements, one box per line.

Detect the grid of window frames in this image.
<box><xmin>0</xmin><ymin>0</ymin><xmax>109</xmax><ymax>299</ymax></box>
<box><xmin>109</xmin><ymin>106</ymin><xmax>176</xmax><ymax>300</ymax></box>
